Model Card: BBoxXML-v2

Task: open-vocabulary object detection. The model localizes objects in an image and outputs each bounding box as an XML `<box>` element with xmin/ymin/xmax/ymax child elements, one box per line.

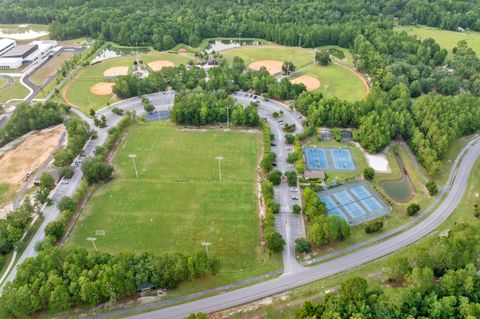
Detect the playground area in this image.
<box><xmin>318</xmin><ymin>181</ymin><xmax>391</xmax><ymax>226</ymax></box>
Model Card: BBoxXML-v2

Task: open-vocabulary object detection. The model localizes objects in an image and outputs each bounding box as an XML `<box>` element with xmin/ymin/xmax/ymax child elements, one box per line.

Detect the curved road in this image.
<box><xmin>2</xmin><ymin>91</ymin><xmax>480</xmax><ymax>319</ymax></box>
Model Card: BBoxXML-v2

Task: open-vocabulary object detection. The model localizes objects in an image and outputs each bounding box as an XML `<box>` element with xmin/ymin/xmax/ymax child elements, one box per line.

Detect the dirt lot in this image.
<box><xmin>291</xmin><ymin>75</ymin><xmax>321</xmax><ymax>91</ymax></box>
<box><xmin>90</xmin><ymin>82</ymin><xmax>115</xmax><ymax>95</ymax></box>
<box><xmin>0</xmin><ymin>125</ymin><xmax>65</xmax><ymax>199</ymax></box>
<box><xmin>103</xmin><ymin>66</ymin><xmax>129</xmax><ymax>77</ymax></box>
<box><xmin>248</xmin><ymin>60</ymin><xmax>284</xmax><ymax>74</ymax></box>
<box><xmin>148</xmin><ymin>60</ymin><xmax>175</xmax><ymax>71</ymax></box>
<box><xmin>30</xmin><ymin>51</ymin><xmax>76</xmax><ymax>86</ymax></box>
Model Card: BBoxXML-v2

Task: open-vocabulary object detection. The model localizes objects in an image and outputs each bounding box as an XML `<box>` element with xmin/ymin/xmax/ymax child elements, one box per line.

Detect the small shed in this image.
<box><xmin>304</xmin><ymin>170</ymin><xmax>325</xmax><ymax>180</ymax></box>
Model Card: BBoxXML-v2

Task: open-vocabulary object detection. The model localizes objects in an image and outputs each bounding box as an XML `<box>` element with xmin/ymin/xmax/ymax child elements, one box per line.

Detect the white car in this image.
<box><xmin>61</xmin><ymin>180</ymin><xmax>69</xmax><ymax>185</ymax></box>
<box><xmin>290</xmin><ymin>187</ymin><xmax>298</xmax><ymax>192</ymax></box>
<box><xmin>291</xmin><ymin>195</ymin><xmax>299</xmax><ymax>200</ymax></box>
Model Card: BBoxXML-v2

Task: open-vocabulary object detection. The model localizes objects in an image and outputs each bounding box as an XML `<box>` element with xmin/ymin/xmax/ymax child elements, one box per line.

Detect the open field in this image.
<box><xmin>30</xmin><ymin>51</ymin><xmax>76</xmax><ymax>86</ymax></box>
<box><xmin>68</xmin><ymin>123</ymin><xmax>279</xmax><ymax>275</ymax></box>
<box><xmin>300</xmin><ymin>64</ymin><xmax>368</xmax><ymax>101</ymax></box>
<box><xmin>0</xmin><ymin>125</ymin><xmax>65</xmax><ymax>205</ymax></box>
<box><xmin>395</xmin><ymin>25</ymin><xmax>480</xmax><ymax>54</ymax></box>
<box><xmin>226</xmin><ymin>45</ymin><xmax>314</xmax><ymax>69</ymax></box>
<box><xmin>0</xmin><ymin>78</ymin><xmax>29</xmax><ymax>103</ymax></box>
<box><xmin>0</xmin><ymin>77</ymin><xmax>7</xmax><ymax>89</ymax></box>
<box><xmin>63</xmin><ymin>52</ymin><xmax>192</xmax><ymax>112</ymax></box>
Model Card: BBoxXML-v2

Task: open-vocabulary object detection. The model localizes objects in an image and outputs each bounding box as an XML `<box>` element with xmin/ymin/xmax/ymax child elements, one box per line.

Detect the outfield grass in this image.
<box><xmin>63</xmin><ymin>52</ymin><xmax>192</xmax><ymax>112</ymax></box>
<box><xmin>226</xmin><ymin>45</ymin><xmax>314</xmax><ymax>69</ymax></box>
<box><xmin>0</xmin><ymin>77</ymin><xmax>7</xmax><ymax>89</ymax></box>
<box><xmin>395</xmin><ymin>25</ymin><xmax>480</xmax><ymax>54</ymax></box>
<box><xmin>300</xmin><ymin>64</ymin><xmax>367</xmax><ymax>101</ymax></box>
<box><xmin>317</xmin><ymin>45</ymin><xmax>355</xmax><ymax>67</ymax></box>
<box><xmin>69</xmin><ymin>123</ymin><xmax>279</xmax><ymax>276</ymax></box>
<box><xmin>0</xmin><ymin>78</ymin><xmax>29</xmax><ymax>103</ymax></box>
<box><xmin>0</xmin><ymin>183</ymin><xmax>10</xmax><ymax>206</ymax></box>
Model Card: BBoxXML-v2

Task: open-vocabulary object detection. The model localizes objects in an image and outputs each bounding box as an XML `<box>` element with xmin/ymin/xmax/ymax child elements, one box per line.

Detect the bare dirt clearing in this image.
<box><xmin>0</xmin><ymin>125</ymin><xmax>65</xmax><ymax>198</ymax></box>
<box><xmin>103</xmin><ymin>66</ymin><xmax>129</xmax><ymax>77</ymax></box>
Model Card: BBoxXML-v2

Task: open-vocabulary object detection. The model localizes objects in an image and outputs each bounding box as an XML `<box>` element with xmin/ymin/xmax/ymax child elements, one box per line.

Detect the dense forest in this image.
<box><xmin>1</xmin><ymin>0</ymin><xmax>479</xmax><ymax>49</ymax></box>
<box><xmin>296</xmin><ymin>223</ymin><xmax>480</xmax><ymax>318</ymax></box>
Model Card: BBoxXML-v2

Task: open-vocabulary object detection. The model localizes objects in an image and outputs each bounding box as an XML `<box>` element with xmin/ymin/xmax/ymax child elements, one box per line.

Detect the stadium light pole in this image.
<box><xmin>215</xmin><ymin>156</ymin><xmax>224</xmax><ymax>181</ymax></box>
<box><xmin>128</xmin><ymin>154</ymin><xmax>139</xmax><ymax>179</ymax></box>
<box><xmin>226</xmin><ymin>105</ymin><xmax>231</xmax><ymax>127</ymax></box>
<box><xmin>298</xmin><ymin>33</ymin><xmax>303</xmax><ymax>47</ymax></box>
<box><xmin>86</xmin><ymin>237</ymin><xmax>98</xmax><ymax>251</ymax></box>
<box><xmin>201</xmin><ymin>241</ymin><xmax>212</xmax><ymax>256</ymax></box>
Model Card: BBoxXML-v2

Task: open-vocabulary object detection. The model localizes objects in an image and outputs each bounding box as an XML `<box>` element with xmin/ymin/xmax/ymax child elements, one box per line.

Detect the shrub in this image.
<box><xmin>295</xmin><ymin>238</ymin><xmax>312</xmax><ymax>253</ymax></box>
<box><xmin>407</xmin><ymin>203</ymin><xmax>421</xmax><ymax>216</ymax></box>
<box><xmin>265</xmin><ymin>231</ymin><xmax>285</xmax><ymax>253</ymax></box>
<box><xmin>363</xmin><ymin>167</ymin><xmax>375</xmax><ymax>181</ymax></box>
<box><xmin>365</xmin><ymin>219</ymin><xmax>384</xmax><ymax>234</ymax></box>
<box><xmin>292</xmin><ymin>204</ymin><xmax>302</xmax><ymax>214</ymax></box>
<box><xmin>57</xmin><ymin>196</ymin><xmax>76</xmax><ymax>212</ymax></box>
<box><xmin>285</xmin><ymin>134</ymin><xmax>295</xmax><ymax>144</ymax></box>
<box><xmin>426</xmin><ymin>181</ymin><xmax>438</xmax><ymax>196</ymax></box>
<box><xmin>285</xmin><ymin>170</ymin><xmax>298</xmax><ymax>186</ymax></box>
<box><xmin>267</xmin><ymin>169</ymin><xmax>283</xmax><ymax>186</ymax></box>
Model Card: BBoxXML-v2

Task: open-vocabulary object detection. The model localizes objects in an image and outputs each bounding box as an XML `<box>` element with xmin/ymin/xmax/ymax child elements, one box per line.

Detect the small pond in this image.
<box><xmin>380</xmin><ymin>153</ymin><xmax>415</xmax><ymax>202</ymax></box>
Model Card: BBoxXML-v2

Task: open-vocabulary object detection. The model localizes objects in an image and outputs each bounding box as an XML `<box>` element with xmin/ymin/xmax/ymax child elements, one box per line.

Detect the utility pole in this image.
<box><xmin>201</xmin><ymin>241</ymin><xmax>212</xmax><ymax>256</ymax></box>
<box><xmin>86</xmin><ymin>237</ymin><xmax>98</xmax><ymax>251</ymax></box>
<box><xmin>215</xmin><ymin>156</ymin><xmax>224</xmax><ymax>181</ymax></box>
<box><xmin>128</xmin><ymin>154</ymin><xmax>138</xmax><ymax>179</ymax></box>
<box><xmin>298</xmin><ymin>33</ymin><xmax>303</xmax><ymax>47</ymax></box>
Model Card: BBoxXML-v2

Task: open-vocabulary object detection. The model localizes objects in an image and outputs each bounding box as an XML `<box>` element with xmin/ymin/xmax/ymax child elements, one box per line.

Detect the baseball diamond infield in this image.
<box><xmin>291</xmin><ymin>75</ymin><xmax>321</xmax><ymax>91</ymax></box>
<box><xmin>103</xmin><ymin>66</ymin><xmax>129</xmax><ymax>77</ymax></box>
<box><xmin>148</xmin><ymin>60</ymin><xmax>175</xmax><ymax>71</ymax></box>
<box><xmin>248</xmin><ymin>60</ymin><xmax>284</xmax><ymax>75</ymax></box>
<box><xmin>90</xmin><ymin>82</ymin><xmax>116</xmax><ymax>96</ymax></box>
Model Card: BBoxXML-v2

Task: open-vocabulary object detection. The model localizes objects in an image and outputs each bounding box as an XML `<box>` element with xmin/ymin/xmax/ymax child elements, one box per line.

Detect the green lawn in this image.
<box><xmin>395</xmin><ymin>25</ymin><xmax>480</xmax><ymax>54</ymax></box>
<box><xmin>0</xmin><ymin>77</ymin><xmax>7</xmax><ymax>89</ymax></box>
<box><xmin>226</xmin><ymin>45</ymin><xmax>314</xmax><ymax>69</ymax></box>
<box><xmin>0</xmin><ymin>78</ymin><xmax>29</xmax><ymax>103</ymax></box>
<box><xmin>64</xmin><ymin>52</ymin><xmax>192</xmax><ymax>112</ymax></box>
<box><xmin>0</xmin><ymin>183</ymin><xmax>10</xmax><ymax>206</ymax></box>
<box><xmin>69</xmin><ymin>123</ymin><xmax>279</xmax><ymax>277</ymax></box>
<box><xmin>300</xmin><ymin>64</ymin><xmax>367</xmax><ymax>101</ymax></box>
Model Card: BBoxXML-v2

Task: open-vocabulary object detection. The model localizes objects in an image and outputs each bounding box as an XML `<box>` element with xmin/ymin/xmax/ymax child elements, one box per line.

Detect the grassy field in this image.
<box><xmin>0</xmin><ymin>77</ymin><xmax>7</xmax><ymax>89</ymax></box>
<box><xmin>63</xmin><ymin>52</ymin><xmax>192</xmax><ymax>112</ymax></box>
<box><xmin>395</xmin><ymin>25</ymin><xmax>480</xmax><ymax>54</ymax></box>
<box><xmin>0</xmin><ymin>78</ymin><xmax>29</xmax><ymax>103</ymax></box>
<box><xmin>0</xmin><ymin>184</ymin><xmax>10</xmax><ymax>206</ymax></box>
<box><xmin>300</xmin><ymin>64</ymin><xmax>367</xmax><ymax>101</ymax></box>
<box><xmin>226</xmin><ymin>45</ymin><xmax>314</xmax><ymax>69</ymax></box>
<box><xmin>30</xmin><ymin>51</ymin><xmax>76</xmax><ymax>86</ymax></box>
<box><xmin>68</xmin><ymin>123</ymin><xmax>280</xmax><ymax>278</ymax></box>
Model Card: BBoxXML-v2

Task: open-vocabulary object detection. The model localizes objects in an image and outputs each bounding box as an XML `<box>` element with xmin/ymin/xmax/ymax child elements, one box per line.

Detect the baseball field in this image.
<box><xmin>62</xmin><ymin>52</ymin><xmax>192</xmax><ymax>113</ymax></box>
<box><xmin>68</xmin><ymin>123</ymin><xmax>278</xmax><ymax>275</ymax></box>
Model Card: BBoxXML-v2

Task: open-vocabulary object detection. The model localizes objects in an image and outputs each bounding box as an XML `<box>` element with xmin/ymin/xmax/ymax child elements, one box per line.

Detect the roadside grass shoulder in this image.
<box><xmin>0</xmin><ymin>78</ymin><xmax>29</xmax><ymax>103</ymax></box>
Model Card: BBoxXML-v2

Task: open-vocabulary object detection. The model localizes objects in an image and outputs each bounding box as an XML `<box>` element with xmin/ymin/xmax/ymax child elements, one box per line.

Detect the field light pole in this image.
<box><xmin>215</xmin><ymin>156</ymin><xmax>224</xmax><ymax>181</ymax></box>
<box><xmin>226</xmin><ymin>106</ymin><xmax>231</xmax><ymax>127</ymax></box>
<box><xmin>201</xmin><ymin>241</ymin><xmax>212</xmax><ymax>256</ymax></box>
<box><xmin>128</xmin><ymin>154</ymin><xmax>138</xmax><ymax>179</ymax></box>
<box><xmin>86</xmin><ymin>237</ymin><xmax>98</xmax><ymax>251</ymax></box>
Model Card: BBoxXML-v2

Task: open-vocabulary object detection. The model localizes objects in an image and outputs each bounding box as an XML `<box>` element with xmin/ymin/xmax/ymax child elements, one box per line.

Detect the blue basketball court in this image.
<box><xmin>304</xmin><ymin>147</ymin><xmax>356</xmax><ymax>171</ymax></box>
<box><xmin>316</xmin><ymin>181</ymin><xmax>391</xmax><ymax>226</ymax></box>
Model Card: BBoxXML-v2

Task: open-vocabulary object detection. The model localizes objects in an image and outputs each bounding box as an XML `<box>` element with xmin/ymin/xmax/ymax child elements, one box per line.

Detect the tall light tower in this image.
<box><xmin>86</xmin><ymin>237</ymin><xmax>98</xmax><ymax>251</ymax></box>
<box><xmin>226</xmin><ymin>105</ymin><xmax>231</xmax><ymax>128</ymax></box>
<box><xmin>215</xmin><ymin>156</ymin><xmax>224</xmax><ymax>181</ymax></box>
<box><xmin>201</xmin><ymin>241</ymin><xmax>212</xmax><ymax>256</ymax></box>
<box><xmin>128</xmin><ymin>154</ymin><xmax>139</xmax><ymax>179</ymax></box>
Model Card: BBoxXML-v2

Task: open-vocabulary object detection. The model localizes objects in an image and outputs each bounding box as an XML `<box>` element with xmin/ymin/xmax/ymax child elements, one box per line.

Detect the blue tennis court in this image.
<box><xmin>333</xmin><ymin>191</ymin><xmax>355</xmax><ymax>205</ymax></box>
<box><xmin>350</xmin><ymin>185</ymin><xmax>371</xmax><ymax>200</ymax></box>
<box><xmin>316</xmin><ymin>181</ymin><xmax>391</xmax><ymax>226</ymax></box>
<box><xmin>331</xmin><ymin>148</ymin><xmax>355</xmax><ymax>170</ymax></box>
<box><xmin>343</xmin><ymin>202</ymin><xmax>365</xmax><ymax>217</ymax></box>
<box><xmin>320</xmin><ymin>195</ymin><xmax>337</xmax><ymax>210</ymax></box>
<box><xmin>146</xmin><ymin>111</ymin><xmax>170</xmax><ymax>122</ymax></box>
<box><xmin>361</xmin><ymin>196</ymin><xmax>383</xmax><ymax>213</ymax></box>
<box><xmin>304</xmin><ymin>148</ymin><xmax>329</xmax><ymax>170</ymax></box>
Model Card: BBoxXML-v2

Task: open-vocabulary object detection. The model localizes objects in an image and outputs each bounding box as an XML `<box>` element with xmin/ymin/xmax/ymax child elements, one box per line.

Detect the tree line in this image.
<box><xmin>0</xmin><ymin>246</ymin><xmax>220</xmax><ymax>317</ymax></box>
<box><xmin>296</xmin><ymin>223</ymin><xmax>480</xmax><ymax>318</ymax></box>
<box><xmin>1</xmin><ymin>0</ymin><xmax>479</xmax><ymax>50</ymax></box>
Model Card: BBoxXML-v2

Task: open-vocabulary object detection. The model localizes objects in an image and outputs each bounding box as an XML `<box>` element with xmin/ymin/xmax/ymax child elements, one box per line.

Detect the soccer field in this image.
<box><xmin>68</xmin><ymin>123</ymin><xmax>273</xmax><ymax>272</ymax></box>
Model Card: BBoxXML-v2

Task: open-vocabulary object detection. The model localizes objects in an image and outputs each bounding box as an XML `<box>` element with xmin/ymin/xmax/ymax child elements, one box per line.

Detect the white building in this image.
<box><xmin>0</xmin><ymin>39</ymin><xmax>58</xmax><ymax>69</ymax></box>
<box><xmin>0</xmin><ymin>57</ymin><xmax>22</xmax><ymax>69</ymax></box>
<box><xmin>0</xmin><ymin>38</ymin><xmax>15</xmax><ymax>56</ymax></box>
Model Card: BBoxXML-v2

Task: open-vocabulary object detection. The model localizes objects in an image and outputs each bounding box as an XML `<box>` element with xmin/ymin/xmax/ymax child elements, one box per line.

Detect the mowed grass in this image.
<box><xmin>300</xmin><ymin>64</ymin><xmax>367</xmax><ymax>101</ymax></box>
<box><xmin>0</xmin><ymin>183</ymin><xmax>10</xmax><ymax>206</ymax></box>
<box><xmin>69</xmin><ymin>123</ymin><xmax>274</xmax><ymax>273</ymax></box>
<box><xmin>226</xmin><ymin>45</ymin><xmax>314</xmax><ymax>69</ymax></box>
<box><xmin>30</xmin><ymin>51</ymin><xmax>76</xmax><ymax>86</ymax></box>
<box><xmin>0</xmin><ymin>77</ymin><xmax>7</xmax><ymax>89</ymax></box>
<box><xmin>64</xmin><ymin>52</ymin><xmax>192</xmax><ymax>112</ymax></box>
<box><xmin>0</xmin><ymin>78</ymin><xmax>29</xmax><ymax>103</ymax></box>
<box><xmin>396</xmin><ymin>25</ymin><xmax>480</xmax><ymax>54</ymax></box>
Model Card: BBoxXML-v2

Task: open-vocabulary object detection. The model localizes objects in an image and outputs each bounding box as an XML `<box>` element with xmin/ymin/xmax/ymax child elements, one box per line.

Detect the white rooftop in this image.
<box><xmin>0</xmin><ymin>38</ymin><xmax>15</xmax><ymax>50</ymax></box>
